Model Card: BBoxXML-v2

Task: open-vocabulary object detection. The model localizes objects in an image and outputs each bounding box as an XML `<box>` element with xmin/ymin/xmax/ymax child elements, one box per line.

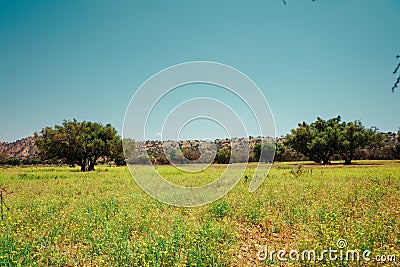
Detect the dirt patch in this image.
<box><xmin>231</xmin><ymin>219</ymin><xmax>307</xmax><ymax>266</ymax></box>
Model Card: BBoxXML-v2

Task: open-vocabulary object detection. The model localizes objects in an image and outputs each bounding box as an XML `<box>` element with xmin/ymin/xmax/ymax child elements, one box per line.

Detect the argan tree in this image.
<box><xmin>285</xmin><ymin>116</ymin><xmax>341</xmax><ymax>164</ymax></box>
<box><xmin>35</xmin><ymin>119</ymin><xmax>122</xmax><ymax>171</ymax></box>
<box><xmin>337</xmin><ymin>121</ymin><xmax>384</xmax><ymax>164</ymax></box>
<box><xmin>285</xmin><ymin>116</ymin><xmax>383</xmax><ymax>164</ymax></box>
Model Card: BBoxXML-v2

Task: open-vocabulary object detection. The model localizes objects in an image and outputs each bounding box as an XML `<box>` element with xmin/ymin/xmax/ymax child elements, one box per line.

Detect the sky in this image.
<box><xmin>0</xmin><ymin>0</ymin><xmax>399</xmax><ymax>142</ymax></box>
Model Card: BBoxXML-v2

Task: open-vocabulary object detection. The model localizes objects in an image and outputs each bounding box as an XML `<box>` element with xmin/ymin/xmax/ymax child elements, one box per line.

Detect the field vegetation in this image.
<box><xmin>0</xmin><ymin>161</ymin><xmax>399</xmax><ymax>266</ymax></box>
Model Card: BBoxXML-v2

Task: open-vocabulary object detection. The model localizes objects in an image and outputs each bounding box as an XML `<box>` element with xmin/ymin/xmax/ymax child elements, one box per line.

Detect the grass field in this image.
<box><xmin>0</xmin><ymin>161</ymin><xmax>399</xmax><ymax>266</ymax></box>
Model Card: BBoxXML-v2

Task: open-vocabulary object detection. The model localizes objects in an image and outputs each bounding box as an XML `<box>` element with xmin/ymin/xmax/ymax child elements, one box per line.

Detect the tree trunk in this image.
<box><xmin>79</xmin><ymin>157</ymin><xmax>87</xmax><ymax>172</ymax></box>
<box><xmin>342</xmin><ymin>151</ymin><xmax>353</xmax><ymax>165</ymax></box>
<box><xmin>80</xmin><ymin>164</ymin><xmax>86</xmax><ymax>172</ymax></box>
<box><xmin>88</xmin><ymin>157</ymin><xmax>97</xmax><ymax>171</ymax></box>
<box><xmin>88</xmin><ymin>161</ymin><xmax>95</xmax><ymax>171</ymax></box>
<box><xmin>322</xmin><ymin>153</ymin><xmax>331</xmax><ymax>164</ymax></box>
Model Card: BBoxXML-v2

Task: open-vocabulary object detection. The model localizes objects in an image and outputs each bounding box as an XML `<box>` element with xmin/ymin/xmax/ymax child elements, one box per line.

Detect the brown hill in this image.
<box><xmin>0</xmin><ymin>137</ymin><xmax>38</xmax><ymax>160</ymax></box>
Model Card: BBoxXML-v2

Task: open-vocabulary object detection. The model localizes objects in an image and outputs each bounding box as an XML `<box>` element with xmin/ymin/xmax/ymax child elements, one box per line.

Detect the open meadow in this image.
<box><xmin>0</xmin><ymin>161</ymin><xmax>399</xmax><ymax>266</ymax></box>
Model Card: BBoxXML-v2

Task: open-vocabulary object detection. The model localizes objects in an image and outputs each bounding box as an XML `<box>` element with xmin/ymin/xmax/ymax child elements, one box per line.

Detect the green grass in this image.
<box><xmin>0</xmin><ymin>162</ymin><xmax>399</xmax><ymax>266</ymax></box>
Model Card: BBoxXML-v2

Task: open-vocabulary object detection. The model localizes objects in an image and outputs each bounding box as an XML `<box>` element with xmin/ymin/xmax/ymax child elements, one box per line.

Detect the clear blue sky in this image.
<box><xmin>1</xmin><ymin>0</ymin><xmax>399</xmax><ymax>142</ymax></box>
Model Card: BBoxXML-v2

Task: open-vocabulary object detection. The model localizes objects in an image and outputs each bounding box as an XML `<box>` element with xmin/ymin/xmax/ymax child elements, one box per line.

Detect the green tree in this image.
<box><xmin>274</xmin><ymin>142</ymin><xmax>286</xmax><ymax>162</ymax></box>
<box><xmin>7</xmin><ymin>158</ymin><xmax>21</xmax><ymax>166</ymax></box>
<box><xmin>215</xmin><ymin>148</ymin><xmax>231</xmax><ymax>164</ymax></box>
<box><xmin>286</xmin><ymin>116</ymin><xmax>384</xmax><ymax>164</ymax></box>
<box><xmin>35</xmin><ymin>119</ymin><xmax>122</xmax><ymax>171</ymax></box>
<box><xmin>337</xmin><ymin>121</ymin><xmax>384</xmax><ymax>164</ymax></box>
<box><xmin>110</xmin><ymin>136</ymin><xmax>125</xmax><ymax>166</ymax></box>
<box><xmin>285</xmin><ymin>116</ymin><xmax>341</xmax><ymax>164</ymax></box>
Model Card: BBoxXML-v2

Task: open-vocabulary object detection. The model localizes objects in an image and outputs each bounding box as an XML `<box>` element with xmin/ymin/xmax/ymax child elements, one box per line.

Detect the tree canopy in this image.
<box><xmin>337</xmin><ymin>121</ymin><xmax>382</xmax><ymax>164</ymax></box>
<box><xmin>214</xmin><ymin>148</ymin><xmax>231</xmax><ymax>164</ymax></box>
<box><xmin>285</xmin><ymin>116</ymin><xmax>384</xmax><ymax>164</ymax></box>
<box><xmin>285</xmin><ymin>116</ymin><xmax>341</xmax><ymax>164</ymax></box>
<box><xmin>34</xmin><ymin>119</ymin><xmax>122</xmax><ymax>171</ymax></box>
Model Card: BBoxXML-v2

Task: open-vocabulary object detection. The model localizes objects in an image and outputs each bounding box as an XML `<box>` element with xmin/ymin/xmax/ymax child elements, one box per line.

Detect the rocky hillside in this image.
<box><xmin>0</xmin><ymin>137</ymin><xmax>39</xmax><ymax>160</ymax></box>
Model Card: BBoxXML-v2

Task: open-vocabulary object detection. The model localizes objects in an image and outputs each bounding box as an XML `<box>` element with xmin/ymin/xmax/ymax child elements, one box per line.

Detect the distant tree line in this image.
<box><xmin>139</xmin><ymin>116</ymin><xmax>398</xmax><ymax>165</ymax></box>
<box><xmin>1</xmin><ymin>117</ymin><xmax>399</xmax><ymax>168</ymax></box>
<box><xmin>0</xmin><ymin>157</ymin><xmax>42</xmax><ymax>166</ymax></box>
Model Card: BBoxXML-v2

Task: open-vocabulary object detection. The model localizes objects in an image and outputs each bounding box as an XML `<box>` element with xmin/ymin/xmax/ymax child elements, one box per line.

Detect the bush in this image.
<box><xmin>214</xmin><ymin>148</ymin><xmax>231</xmax><ymax>164</ymax></box>
<box><xmin>7</xmin><ymin>158</ymin><xmax>21</xmax><ymax>166</ymax></box>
